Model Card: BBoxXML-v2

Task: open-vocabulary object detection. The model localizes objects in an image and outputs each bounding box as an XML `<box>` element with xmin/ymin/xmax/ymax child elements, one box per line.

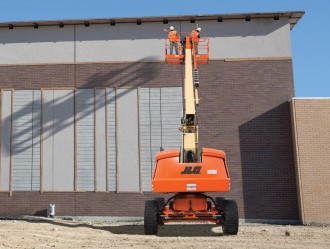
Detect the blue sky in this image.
<box><xmin>1</xmin><ymin>0</ymin><xmax>329</xmax><ymax>97</ymax></box>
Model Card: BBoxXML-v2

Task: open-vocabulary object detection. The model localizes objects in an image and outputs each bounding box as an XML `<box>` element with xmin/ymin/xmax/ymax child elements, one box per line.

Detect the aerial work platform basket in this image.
<box><xmin>165</xmin><ymin>37</ymin><xmax>209</xmax><ymax>65</ymax></box>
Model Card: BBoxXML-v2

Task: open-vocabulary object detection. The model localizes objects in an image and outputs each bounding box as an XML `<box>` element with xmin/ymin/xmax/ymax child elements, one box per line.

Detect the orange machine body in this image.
<box><xmin>152</xmin><ymin>147</ymin><xmax>230</xmax><ymax>193</ymax></box>
<box><xmin>161</xmin><ymin>194</ymin><xmax>221</xmax><ymax>223</ymax></box>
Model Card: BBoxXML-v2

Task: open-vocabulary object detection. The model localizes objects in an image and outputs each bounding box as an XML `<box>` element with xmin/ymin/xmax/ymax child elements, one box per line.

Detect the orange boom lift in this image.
<box><xmin>144</xmin><ymin>33</ymin><xmax>239</xmax><ymax>235</ymax></box>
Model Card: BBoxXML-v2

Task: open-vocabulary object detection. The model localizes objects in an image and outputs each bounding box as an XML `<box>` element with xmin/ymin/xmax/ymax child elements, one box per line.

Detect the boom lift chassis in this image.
<box><xmin>144</xmin><ymin>35</ymin><xmax>239</xmax><ymax>235</ymax></box>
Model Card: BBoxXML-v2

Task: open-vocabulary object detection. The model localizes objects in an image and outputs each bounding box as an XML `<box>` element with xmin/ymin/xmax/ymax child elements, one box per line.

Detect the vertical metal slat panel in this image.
<box><xmin>150</xmin><ymin>88</ymin><xmax>162</xmax><ymax>174</ymax></box>
<box><xmin>31</xmin><ymin>90</ymin><xmax>41</xmax><ymax>191</ymax></box>
<box><xmin>12</xmin><ymin>90</ymin><xmax>33</xmax><ymax>191</ymax></box>
<box><xmin>77</xmin><ymin>89</ymin><xmax>95</xmax><ymax>191</ymax></box>
<box><xmin>95</xmin><ymin>89</ymin><xmax>107</xmax><ymax>191</ymax></box>
<box><xmin>106</xmin><ymin>88</ymin><xmax>116</xmax><ymax>191</ymax></box>
<box><xmin>161</xmin><ymin>87</ymin><xmax>183</xmax><ymax>149</ymax></box>
<box><xmin>139</xmin><ymin>87</ymin><xmax>183</xmax><ymax>192</ymax></box>
<box><xmin>139</xmin><ymin>88</ymin><xmax>152</xmax><ymax>192</ymax></box>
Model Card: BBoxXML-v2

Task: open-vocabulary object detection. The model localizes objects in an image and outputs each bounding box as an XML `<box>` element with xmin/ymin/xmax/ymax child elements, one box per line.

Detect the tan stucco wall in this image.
<box><xmin>291</xmin><ymin>98</ymin><xmax>330</xmax><ymax>224</ymax></box>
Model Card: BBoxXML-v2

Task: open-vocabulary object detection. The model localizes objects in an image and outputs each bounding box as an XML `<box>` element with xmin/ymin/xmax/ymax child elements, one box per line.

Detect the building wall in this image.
<box><xmin>0</xmin><ymin>60</ymin><xmax>298</xmax><ymax>220</ymax></box>
<box><xmin>200</xmin><ymin>60</ymin><xmax>297</xmax><ymax>220</ymax></box>
<box><xmin>0</xmin><ymin>86</ymin><xmax>182</xmax><ymax>194</ymax></box>
<box><xmin>291</xmin><ymin>98</ymin><xmax>330</xmax><ymax>224</ymax></box>
<box><xmin>0</xmin><ymin>18</ymin><xmax>291</xmax><ymax>64</ymax></box>
<box><xmin>0</xmin><ymin>14</ymin><xmax>301</xmax><ymax>220</ymax></box>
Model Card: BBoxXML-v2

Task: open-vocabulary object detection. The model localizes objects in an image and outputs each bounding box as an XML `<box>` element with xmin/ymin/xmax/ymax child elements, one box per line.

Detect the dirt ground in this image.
<box><xmin>0</xmin><ymin>217</ymin><xmax>329</xmax><ymax>249</ymax></box>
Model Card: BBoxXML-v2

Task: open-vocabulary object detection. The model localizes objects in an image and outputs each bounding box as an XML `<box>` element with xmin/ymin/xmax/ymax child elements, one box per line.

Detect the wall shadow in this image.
<box><xmin>105</xmin><ymin>224</ymin><xmax>220</xmax><ymax>237</ymax></box>
<box><xmin>24</xmin><ymin>219</ymin><xmax>221</xmax><ymax>237</ymax></box>
<box><xmin>239</xmin><ymin>102</ymin><xmax>299</xmax><ymax>220</ymax></box>
<box><xmin>1</xmin><ymin>57</ymin><xmax>161</xmax><ymax>157</ymax></box>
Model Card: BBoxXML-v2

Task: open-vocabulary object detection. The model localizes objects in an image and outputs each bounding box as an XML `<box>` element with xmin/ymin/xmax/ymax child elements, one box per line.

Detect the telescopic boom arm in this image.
<box><xmin>180</xmin><ymin>37</ymin><xmax>200</xmax><ymax>163</ymax></box>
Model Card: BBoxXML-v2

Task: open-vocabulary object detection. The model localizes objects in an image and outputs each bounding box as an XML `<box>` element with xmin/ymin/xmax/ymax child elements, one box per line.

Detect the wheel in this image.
<box><xmin>215</xmin><ymin>197</ymin><xmax>224</xmax><ymax>209</ymax></box>
<box><xmin>144</xmin><ymin>200</ymin><xmax>158</xmax><ymax>235</ymax></box>
<box><xmin>215</xmin><ymin>197</ymin><xmax>225</xmax><ymax>225</ymax></box>
<box><xmin>221</xmin><ymin>200</ymin><xmax>239</xmax><ymax>235</ymax></box>
<box><xmin>155</xmin><ymin>197</ymin><xmax>165</xmax><ymax>210</ymax></box>
<box><xmin>169</xmin><ymin>201</ymin><xmax>174</xmax><ymax>211</ymax></box>
<box><xmin>155</xmin><ymin>197</ymin><xmax>165</xmax><ymax>225</ymax></box>
<box><xmin>207</xmin><ymin>201</ymin><xmax>212</xmax><ymax>211</ymax></box>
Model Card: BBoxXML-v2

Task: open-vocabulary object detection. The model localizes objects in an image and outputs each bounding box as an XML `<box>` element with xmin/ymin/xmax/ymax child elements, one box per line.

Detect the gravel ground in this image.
<box><xmin>0</xmin><ymin>218</ymin><xmax>329</xmax><ymax>249</ymax></box>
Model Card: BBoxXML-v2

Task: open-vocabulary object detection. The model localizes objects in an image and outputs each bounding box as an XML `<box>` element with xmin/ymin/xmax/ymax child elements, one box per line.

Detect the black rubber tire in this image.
<box><xmin>155</xmin><ymin>197</ymin><xmax>165</xmax><ymax>225</ymax></box>
<box><xmin>221</xmin><ymin>200</ymin><xmax>239</xmax><ymax>235</ymax></box>
<box><xmin>169</xmin><ymin>201</ymin><xmax>174</xmax><ymax>211</ymax></box>
<box><xmin>215</xmin><ymin>197</ymin><xmax>225</xmax><ymax>210</ymax></box>
<box><xmin>207</xmin><ymin>201</ymin><xmax>212</xmax><ymax>211</ymax></box>
<box><xmin>144</xmin><ymin>200</ymin><xmax>158</xmax><ymax>235</ymax></box>
<box><xmin>155</xmin><ymin>197</ymin><xmax>165</xmax><ymax>210</ymax></box>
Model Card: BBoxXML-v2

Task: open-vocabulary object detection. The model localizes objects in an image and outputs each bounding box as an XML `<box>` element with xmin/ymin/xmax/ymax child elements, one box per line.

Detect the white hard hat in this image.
<box><xmin>197</xmin><ymin>27</ymin><xmax>201</xmax><ymax>31</ymax></box>
<box><xmin>170</xmin><ymin>26</ymin><xmax>174</xmax><ymax>30</ymax></box>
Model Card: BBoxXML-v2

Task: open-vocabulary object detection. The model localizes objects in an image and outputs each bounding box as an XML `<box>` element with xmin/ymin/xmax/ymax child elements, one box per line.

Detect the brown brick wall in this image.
<box><xmin>0</xmin><ymin>192</ymin><xmax>169</xmax><ymax>217</ymax></box>
<box><xmin>0</xmin><ymin>62</ymin><xmax>183</xmax><ymax>89</ymax></box>
<box><xmin>291</xmin><ymin>99</ymin><xmax>330</xmax><ymax>224</ymax></box>
<box><xmin>198</xmin><ymin>60</ymin><xmax>298</xmax><ymax>220</ymax></box>
<box><xmin>0</xmin><ymin>60</ymin><xmax>299</xmax><ymax>220</ymax></box>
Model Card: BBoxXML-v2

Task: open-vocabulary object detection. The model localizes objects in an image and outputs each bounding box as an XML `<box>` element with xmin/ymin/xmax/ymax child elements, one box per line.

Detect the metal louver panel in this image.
<box><xmin>139</xmin><ymin>88</ymin><xmax>152</xmax><ymax>192</ymax></box>
<box><xmin>12</xmin><ymin>90</ymin><xmax>41</xmax><ymax>191</ymax></box>
<box><xmin>106</xmin><ymin>88</ymin><xmax>117</xmax><ymax>191</ymax></box>
<box><xmin>77</xmin><ymin>89</ymin><xmax>95</xmax><ymax>191</ymax></box>
<box><xmin>139</xmin><ymin>87</ymin><xmax>182</xmax><ymax>191</ymax></box>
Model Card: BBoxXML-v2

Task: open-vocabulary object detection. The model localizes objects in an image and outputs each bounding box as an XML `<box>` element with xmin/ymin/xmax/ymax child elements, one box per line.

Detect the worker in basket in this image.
<box><xmin>180</xmin><ymin>36</ymin><xmax>186</xmax><ymax>57</ymax></box>
<box><xmin>190</xmin><ymin>27</ymin><xmax>201</xmax><ymax>54</ymax></box>
<box><xmin>167</xmin><ymin>26</ymin><xmax>180</xmax><ymax>55</ymax></box>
